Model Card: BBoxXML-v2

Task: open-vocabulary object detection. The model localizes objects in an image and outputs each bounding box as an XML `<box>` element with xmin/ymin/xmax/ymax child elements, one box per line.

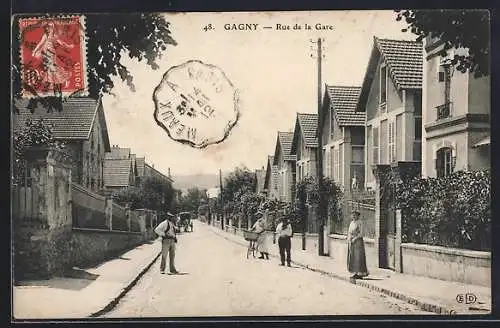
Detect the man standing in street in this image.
<box><xmin>154</xmin><ymin>212</ymin><xmax>179</xmax><ymax>274</ymax></box>
<box><xmin>275</xmin><ymin>215</ymin><xmax>293</xmax><ymax>267</ymax></box>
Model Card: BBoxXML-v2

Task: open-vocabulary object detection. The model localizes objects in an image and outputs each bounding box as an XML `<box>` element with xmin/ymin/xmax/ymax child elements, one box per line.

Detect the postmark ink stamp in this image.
<box><xmin>19</xmin><ymin>15</ymin><xmax>88</xmax><ymax>98</ymax></box>
<box><xmin>153</xmin><ymin>60</ymin><xmax>240</xmax><ymax>148</ymax></box>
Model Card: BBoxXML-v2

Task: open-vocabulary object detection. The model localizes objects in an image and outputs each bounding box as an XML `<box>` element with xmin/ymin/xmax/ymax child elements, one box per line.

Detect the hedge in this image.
<box><xmin>394</xmin><ymin>170</ymin><xmax>491</xmax><ymax>251</ymax></box>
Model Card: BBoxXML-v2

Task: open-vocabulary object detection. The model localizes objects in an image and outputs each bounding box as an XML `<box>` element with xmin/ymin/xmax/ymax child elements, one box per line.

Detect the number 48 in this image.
<box><xmin>203</xmin><ymin>24</ymin><xmax>213</xmax><ymax>32</ymax></box>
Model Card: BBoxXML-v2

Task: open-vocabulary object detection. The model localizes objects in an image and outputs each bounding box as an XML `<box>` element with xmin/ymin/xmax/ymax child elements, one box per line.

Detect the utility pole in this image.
<box><xmin>311</xmin><ymin>37</ymin><xmax>327</xmax><ymax>256</ymax></box>
<box><xmin>219</xmin><ymin>169</ymin><xmax>225</xmax><ymax>230</ymax></box>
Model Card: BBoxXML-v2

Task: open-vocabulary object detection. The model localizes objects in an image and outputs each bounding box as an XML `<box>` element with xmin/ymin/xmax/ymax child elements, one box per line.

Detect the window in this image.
<box><xmin>436</xmin><ymin>147</ymin><xmax>453</xmax><ymax>177</ymax></box>
<box><xmin>413</xmin><ymin>91</ymin><xmax>422</xmax><ymax>116</ymax></box>
<box><xmin>388</xmin><ymin>121</ymin><xmax>396</xmax><ymax>163</ymax></box>
<box><xmin>333</xmin><ymin>148</ymin><xmax>340</xmax><ymax>181</ymax></box>
<box><xmin>322</xmin><ymin>149</ymin><xmax>328</xmax><ymax>176</ymax></box>
<box><xmin>414</xmin><ymin>117</ymin><xmax>422</xmax><ymax>139</ymax></box>
<box><xmin>372</xmin><ymin>127</ymin><xmax>379</xmax><ymax>164</ymax></box>
<box><xmin>380</xmin><ymin>65</ymin><xmax>387</xmax><ymax>105</ymax></box>
<box><xmin>330</xmin><ymin>111</ymin><xmax>335</xmax><ymax>139</ymax></box>
<box><xmin>438</xmin><ymin>62</ymin><xmax>452</xmax><ymax>102</ymax></box>
<box><xmin>352</xmin><ymin>146</ymin><xmax>364</xmax><ymax>164</ymax></box>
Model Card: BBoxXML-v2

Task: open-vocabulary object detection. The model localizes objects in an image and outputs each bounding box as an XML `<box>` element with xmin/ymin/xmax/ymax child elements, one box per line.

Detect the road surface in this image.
<box><xmin>103</xmin><ymin>221</ymin><xmax>428</xmax><ymax>317</ymax></box>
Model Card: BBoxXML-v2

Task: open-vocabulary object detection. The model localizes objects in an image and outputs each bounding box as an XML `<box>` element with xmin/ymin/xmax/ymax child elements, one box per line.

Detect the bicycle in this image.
<box><xmin>243</xmin><ymin>230</ymin><xmax>259</xmax><ymax>259</ymax></box>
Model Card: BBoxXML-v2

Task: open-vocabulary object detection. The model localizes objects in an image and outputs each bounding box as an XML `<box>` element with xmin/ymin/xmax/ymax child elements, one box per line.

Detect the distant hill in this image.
<box><xmin>172</xmin><ymin>174</ymin><xmax>221</xmax><ymax>192</ymax></box>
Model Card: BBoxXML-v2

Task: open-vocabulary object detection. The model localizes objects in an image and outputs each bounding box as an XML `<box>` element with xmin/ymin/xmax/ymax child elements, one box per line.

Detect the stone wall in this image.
<box><xmin>401</xmin><ymin>243</ymin><xmax>491</xmax><ymax>287</ymax></box>
<box><xmin>13</xmin><ymin>147</ymin><xmax>157</xmax><ymax>281</ymax></box>
<box><xmin>328</xmin><ymin>234</ymin><xmax>378</xmax><ymax>270</ymax></box>
<box><xmin>71</xmin><ymin>228</ymin><xmax>146</xmax><ymax>267</ymax></box>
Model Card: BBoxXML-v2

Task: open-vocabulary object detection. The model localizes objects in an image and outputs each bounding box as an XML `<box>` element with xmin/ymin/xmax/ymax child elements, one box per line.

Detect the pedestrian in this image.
<box><xmin>154</xmin><ymin>212</ymin><xmax>179</xmax><ymax>275</ymax></box>
<box><xmin>250</xmin><ymin>212</ymin><xmax>270</xmax><ymax>260</ymax></box>
<box><xmin>275</xmin><ymin>215</ymin><xmax>293</xmax><ymax>267</ymax></box>
<box><xmin>347</xmin><ymin>209</ymin><xmax>369</xmax><ymax>279</ymax></box>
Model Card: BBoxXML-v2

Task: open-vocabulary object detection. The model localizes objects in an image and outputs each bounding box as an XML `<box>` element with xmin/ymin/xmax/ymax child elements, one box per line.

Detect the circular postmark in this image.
<box><xmin>153</xmin><ymin>60</ymin><xmax>240</xmax><ymax>148</ymax></box>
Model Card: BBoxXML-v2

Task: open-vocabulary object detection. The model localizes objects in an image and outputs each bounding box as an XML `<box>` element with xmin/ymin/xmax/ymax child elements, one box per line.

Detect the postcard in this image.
<box><xmin>11</xmin><ymin>10</ymin><xmax>491</xmax><ymax>320</ymax></box>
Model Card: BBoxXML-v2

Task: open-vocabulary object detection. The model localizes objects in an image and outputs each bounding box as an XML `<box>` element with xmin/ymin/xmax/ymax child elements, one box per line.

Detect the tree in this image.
<box><xmin>12</xmin><ymin>118</ymin><xmax>65</xmax><ymax>184</ymax></box>
<box><xmin>113</xmin><ymin>176</ymin><xmax>176</xmax><ymax>215</ymax></box>
<box><xmin>294</xmin><ymin>176</ymin><xmax>343</xmax><ymax>233</ymax></box>
<box><xmin>395</xmin><ymin>10</ymin><xmax>490</xmax><ymax>77</ymax></box>
<box><xmin>12</xmin><ymin>13</ymin><xmax>176</xmax><ymax>112</ymax></box>
<box><xmin>178</xmin><ymin>187</ymin><xmax>209</xmax><ymax>213</ymax></box>
<box><xmin>222</xmin><ymin>166</ymin><xmax>257</xmax><ymax>205</ymax></box>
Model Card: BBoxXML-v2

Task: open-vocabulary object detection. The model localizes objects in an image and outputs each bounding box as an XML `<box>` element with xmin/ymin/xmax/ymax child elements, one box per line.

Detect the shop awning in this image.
<box><xmin>473</xmin><ymin>136</ymin><xmax>490</xmax><ymax>148</ymax></box>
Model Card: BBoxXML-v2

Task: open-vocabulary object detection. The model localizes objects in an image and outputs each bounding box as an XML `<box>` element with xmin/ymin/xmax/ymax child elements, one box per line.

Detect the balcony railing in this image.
<box><xmin>436</xmin><ymin>102</ymin><xmax>452</xmax><ymax>120</ymax></box>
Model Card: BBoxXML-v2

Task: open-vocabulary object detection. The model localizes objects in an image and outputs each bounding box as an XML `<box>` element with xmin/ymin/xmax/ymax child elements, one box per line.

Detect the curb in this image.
<box><xmin>208</xmin><ymin>224</ymin><xmax>456</xmax><ymax>315</ymax></box>
<box><xmin>88</xmin><ymin>249</ymin><xmax>162</xmax><ymax>317</ymax></box>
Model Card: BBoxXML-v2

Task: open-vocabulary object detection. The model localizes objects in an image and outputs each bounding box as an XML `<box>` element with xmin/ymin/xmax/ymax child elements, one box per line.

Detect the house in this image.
<box><xmin>421</xmin><ymin>36</ymin><xmax>490</xmax><ymax>177</ymax></box>
<box><xmin>320</xmin><ymin>85</ymin><xmax>365</xmax><ymax>193</ymax></box>
<box><xmin>263</xmin><ymin>155</ymin><xmax>279</xmax><ymax>200</ymax></box>
<box><xmin>356</xmin><ymin>37</ymin><xmax>424</xmax><ymax>189</ymax></box>
<box><xmin>255</xmin><ymin>167</ymin><xmax>266</xmax><ymax>195</ymax></box>
<box><xmin>104</xmin><ymin>145</ymin><xmax>138</xmax><ymax>188</ymax></box>
<box><xmin>290</xmin><ymin>113</ymin><xmax>318</xmax><ymax>183</ymax></box>
<box><xmin>103</xmin><ymin>158</ymin><xmax>135</xmax><ymax>193</ymax></box>
<box><xmin>272</xmin><ymin>132</ymin><xmax>296</xmax><ymax>204</ymax></box>
<box><xmin>135</xmin><ymin>157</ymin><xmax>173</xmax><ymax>185</ymax></box>
<box><xmin>13</xmin><ymin>97</ymin><xmax>111</xmax><ymax>193</ymax></box>
<box><xmin>103</xmin><ymin>145</ymin><xmax>173</xmax><ymax>194</ymax></box>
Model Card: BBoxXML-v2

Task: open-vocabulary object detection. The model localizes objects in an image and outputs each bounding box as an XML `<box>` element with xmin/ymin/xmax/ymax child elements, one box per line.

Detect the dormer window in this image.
<box><xmin>380</xmin><ymin>64</ymin><xmax>388</xmax><ymax>106</ymax></box>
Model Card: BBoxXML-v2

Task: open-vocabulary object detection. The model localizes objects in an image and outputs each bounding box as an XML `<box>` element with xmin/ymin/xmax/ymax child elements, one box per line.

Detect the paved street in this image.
<box><xmin>103</xmin><ymin>221</ymin><xmax>428</xmax><ymax>317</ymax></box>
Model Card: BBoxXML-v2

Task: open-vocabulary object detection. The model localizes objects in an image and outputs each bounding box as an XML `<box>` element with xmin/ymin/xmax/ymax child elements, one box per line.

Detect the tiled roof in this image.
<box><xmin>105</xmin><ymin>147</ymin><xmax>131</xmax><ymax>159</ymax></box>
<box><xmin>13</xmin><ymin>98</ymin><xmax>99</xmax><ymax>140</ymax></box>
<box><xmin>335</xmin><ymin>110</ymin><xmax>366</xmax><ymax>126</ymax></box>
<box><xmin>136</xmin><ymin>157</ymin><xmax>146</xmax><ymax>176</ymax></box>
<box><xmin>278</xmin><ymin>132</ymin><xmax>296</xmax><ymax>161</ymax></box>
<box><xmin>375</xmin><ymin>37</ymin><xmax>423</xmax><ymax>89</ymax></box>
<box><xmin>297</xmin><ymin>113</ymin><xmax>318</xmax><ymax>148</ymax></box>
<box><xmin>103</xmin><ymin>159</ymin><xmax>132</xmax><ymax>187</ymax></box>
<box><xmin>325</xmin><ymin>85</ymin><xmax>365</xmax><ymax>126</ymax></box>
<box><xmin>264</xmin><ymin>156</ymin><xmax>274</xmax><ymax>189</ymax></box>
<box><xmin>326</xmin><ymin>85</ymin><xmax>361</xmax><ymax>112</ymax></box>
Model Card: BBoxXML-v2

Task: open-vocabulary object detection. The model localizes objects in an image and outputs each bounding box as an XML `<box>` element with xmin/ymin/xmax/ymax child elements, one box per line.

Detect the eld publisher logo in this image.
<box><xmin>456</xmin><ymin>293</ymin><xmax>477</xmax><ymax>304</ymax></box>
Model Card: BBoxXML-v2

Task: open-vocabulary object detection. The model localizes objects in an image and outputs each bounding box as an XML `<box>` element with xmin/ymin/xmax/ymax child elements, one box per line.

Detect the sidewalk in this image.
<box><xmin>208</xmin><ymin>223</ymin><xmax>491</xmax><ymax>316</ymax></box>
<box><xmin>13</xmin><ymin>239</ymin><xmax>161</xmax><ymax>320</ymax></box>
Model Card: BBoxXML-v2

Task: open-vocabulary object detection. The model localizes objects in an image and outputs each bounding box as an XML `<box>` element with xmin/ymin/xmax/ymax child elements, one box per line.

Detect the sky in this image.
<box><xmin>102</xmin><ymin>10</ymin><xmax>415</xmax><ymax>177</ymax></box>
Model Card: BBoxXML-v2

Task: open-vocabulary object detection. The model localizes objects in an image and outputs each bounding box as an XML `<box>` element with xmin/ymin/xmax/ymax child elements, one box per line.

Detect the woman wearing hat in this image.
<box><xmin>347</xmin><ymin>209</ymin><xmax>369</xmax><ymax>279</ymax></box>
<box><xmin>250</xmin><ymin>211</ymin><xmax>270</xmax><ymax>260</ymax></box>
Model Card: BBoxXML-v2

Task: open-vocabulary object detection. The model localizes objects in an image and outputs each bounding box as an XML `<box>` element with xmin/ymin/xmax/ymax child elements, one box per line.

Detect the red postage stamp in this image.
<box><xmin>19</xmin><ymin>15</ymin><xmax>88</xmax><ymax>98</ymax></box>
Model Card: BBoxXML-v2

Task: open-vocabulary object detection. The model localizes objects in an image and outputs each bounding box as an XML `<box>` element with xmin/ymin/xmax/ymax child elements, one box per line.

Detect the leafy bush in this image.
<box><xmin>393</xmin><ymin>170</ymin><xmax>491</xmax><ymax>251</ymax></box>
<box><xmin>12</xmin><ymin>118</ymin><xmax>65</xmax><ymax>185</ymax></box>
<box><xmin>294</xmin><ymin>176</ymin><xmax>344</xmax><ymax>233</ymax></box>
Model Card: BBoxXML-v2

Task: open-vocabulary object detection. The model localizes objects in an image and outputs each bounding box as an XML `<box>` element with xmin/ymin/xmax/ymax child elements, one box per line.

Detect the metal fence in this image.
<box><xmin>331</xmin><ymin>198</ymin><xmax>376</xmax><ymax>239</ymax></box>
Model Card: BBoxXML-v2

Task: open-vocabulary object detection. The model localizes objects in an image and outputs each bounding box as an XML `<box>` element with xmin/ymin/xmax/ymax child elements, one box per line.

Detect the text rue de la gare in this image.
<box><xmin>223</xmin><ymin>23</ymin><xmax>334</xmax><ymax>31</ymax></box>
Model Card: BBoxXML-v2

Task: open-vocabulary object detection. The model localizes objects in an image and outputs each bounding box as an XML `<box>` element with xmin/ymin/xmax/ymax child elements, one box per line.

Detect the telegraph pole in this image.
<box><xmin>311</xmin><ymin>37</ymin><xmax>327</xmax><ymax>256</ymax></box>
<box><xmin>219</xmin><ymin>169</ymin><xmax>225</xmax><ymax>230</ymax></box>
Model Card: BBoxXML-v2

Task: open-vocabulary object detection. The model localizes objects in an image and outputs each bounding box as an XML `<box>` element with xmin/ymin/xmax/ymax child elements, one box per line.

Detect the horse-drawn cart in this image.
<box><xmin>178</xmin><ymin>212</ymin><xmax>194</xmax><ymax>232</ymax></box>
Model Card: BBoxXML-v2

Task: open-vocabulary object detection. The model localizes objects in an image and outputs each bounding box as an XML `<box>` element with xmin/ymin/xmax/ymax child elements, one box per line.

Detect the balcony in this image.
<box><xmin>436</xmin><ymin>102</ymin><xmax>452</xmax><ymax>120</ymax></box>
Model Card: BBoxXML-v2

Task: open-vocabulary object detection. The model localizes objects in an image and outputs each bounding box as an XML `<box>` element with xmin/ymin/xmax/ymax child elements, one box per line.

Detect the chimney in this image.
<box><xmin>168</xmin><ymin>168</ymin><xmax>171</xmax><ymax>177</ymax></box>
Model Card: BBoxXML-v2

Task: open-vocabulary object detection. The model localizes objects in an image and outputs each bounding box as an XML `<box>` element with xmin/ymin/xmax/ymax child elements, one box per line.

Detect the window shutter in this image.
<box><xmin>435</xmin><ymin>154</ymin><xmax>443</xmax><ymax>177</ymax></box>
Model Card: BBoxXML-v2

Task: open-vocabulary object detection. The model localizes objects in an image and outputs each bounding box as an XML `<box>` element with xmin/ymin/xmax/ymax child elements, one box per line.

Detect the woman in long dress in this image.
<box><xmin>251</xmin><ymin>213</ymin><xmax>270</xmax><ymax>260</ymax></box>
<box><xmin>31</xmin><ymin>21</ymin><xmax>74</xmax><ymax>87</ymax></box>
<box><xmin>347</xmin><ymin>209</ymin><xmax>369</xmax><ymax>279</ymax></box>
